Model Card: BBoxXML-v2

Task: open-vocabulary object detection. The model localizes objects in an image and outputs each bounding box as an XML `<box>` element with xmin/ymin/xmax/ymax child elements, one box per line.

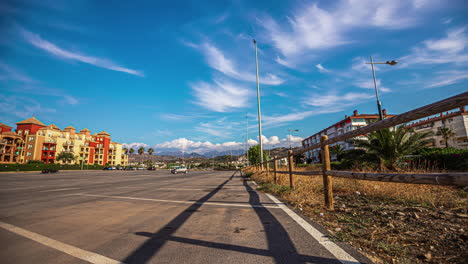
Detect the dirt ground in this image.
<box><xmin>247</xmin><ymin>170</ymin><xmax>468</xmax><ymax>264</ymax></box>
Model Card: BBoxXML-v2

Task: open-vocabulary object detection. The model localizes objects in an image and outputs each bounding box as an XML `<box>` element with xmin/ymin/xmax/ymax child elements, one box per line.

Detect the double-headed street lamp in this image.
<box><xmin>288</xmin><ymin>129</ymin><xmax>299</xmax><ymax>150</ymax></box>
<box><xmin>365</xmin><ymin>56</ymin><xmax>398</xmax><ymax>120</ymax></box>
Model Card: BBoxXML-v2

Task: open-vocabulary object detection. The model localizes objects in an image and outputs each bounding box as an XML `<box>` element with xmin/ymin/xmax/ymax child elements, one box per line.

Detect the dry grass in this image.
<box><xmin>248</xmin><ymin>166</ymin><xmax>466</xmax><ymax>209</ymax></box>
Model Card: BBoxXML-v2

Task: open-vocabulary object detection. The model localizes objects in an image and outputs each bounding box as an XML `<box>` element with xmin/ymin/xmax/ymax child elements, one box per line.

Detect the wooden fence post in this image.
<box><xmin>288</xmin><ymin>150</ymin><xmax>294</xmax><ymax>189</ymax></box>
<box><xmin>266</xmin><ymin>161</ymin><xmax>270</xmax><ymax>178</ymax></box>
<box><xmin>321</xmin><ymin>135</ymin><xmax>334</xmax><ymax>210</ymax></box>
<box><xmin>273</xmin><ymin>156</ymin><xmax>278</xmax><ymax>184</ymax></box>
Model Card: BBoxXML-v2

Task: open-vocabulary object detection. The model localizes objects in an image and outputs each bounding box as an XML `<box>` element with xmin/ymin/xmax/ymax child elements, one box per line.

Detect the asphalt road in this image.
<box><xmin>0</xmin><ymin>170</ymin><xmax>371</xmax><ymax>264</ymax></box>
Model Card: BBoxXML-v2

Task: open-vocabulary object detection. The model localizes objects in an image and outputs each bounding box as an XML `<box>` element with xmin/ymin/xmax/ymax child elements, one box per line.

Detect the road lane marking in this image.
<box><xmin>70</xmin><ymin>193</ymin><xmax>280</xmax><ymax>209</ymax></box>
<box><xmin>40</xmin><ymin>188</ymin><xmax>80</xmax><ymax>192</ymax></box>
<box><xmin>0</xmin><ymin>221</ymin><xmax>122</xmax><ymax>264</ymax></box>
<box><xmin>156</xmin><ymin>187</ymin><xmax>256</xmax><ymax>192</ymax></box>
<box><xmin>264</xmin><ymin>192</ymin><xmax>361</xmax><ymax>264</ymax></box>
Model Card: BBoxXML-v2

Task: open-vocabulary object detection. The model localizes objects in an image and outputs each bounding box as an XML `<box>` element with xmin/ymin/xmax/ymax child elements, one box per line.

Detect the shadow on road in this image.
<box><xmin>126</xmin><ymin>171</ymin><xmax>349</xmax><ymax>264</ymax></box>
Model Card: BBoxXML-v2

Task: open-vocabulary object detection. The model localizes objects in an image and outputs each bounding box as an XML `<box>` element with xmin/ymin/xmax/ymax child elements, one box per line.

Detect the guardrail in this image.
<box><xmin>246</xmin><ymin>92</ymin><xmax>468</xmax><ymax>210</ymax></box>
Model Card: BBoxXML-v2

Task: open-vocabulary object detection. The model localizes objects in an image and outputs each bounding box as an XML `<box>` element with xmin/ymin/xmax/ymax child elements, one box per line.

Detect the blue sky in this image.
<box><xmin>1</xmin><ymin>0</ymin><xmax>467</xmax><ymax>153</ymax></box>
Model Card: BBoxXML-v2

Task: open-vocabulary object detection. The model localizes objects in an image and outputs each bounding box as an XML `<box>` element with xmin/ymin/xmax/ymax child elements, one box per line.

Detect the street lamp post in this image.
<box><xmin>253</xmin><ymin>39</ymin><xmax>264</xmax><ymax>167</ymax></box>
<box><xmin>288</xmin><ymin>129</ymin><xmax>299</xmax><ymax>150</ymax></box>
<box><xmin>365</xmin><ymin>57</ymin><xmax>398</xmax><ymax>120</ymax></box>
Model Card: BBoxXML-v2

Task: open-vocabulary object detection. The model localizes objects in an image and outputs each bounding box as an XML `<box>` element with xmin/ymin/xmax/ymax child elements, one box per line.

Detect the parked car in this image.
<box><xmin>103</xmin><ymin>167</ymin><xmax>112</xmax><ymax>170</ymax></box>
<box><xmin>42</xmin><ymin>169</ymin><xmax>59</xmax><ymax>173</ymax></box>
<box><xmin>171</xmin><ymin>167</ymin><xmax>188</xmax><ymax>174</ymax></box>
<box><xmin>147</xmin><ymin>167</ymin><xmax>156</xmax><ymax>170</ymax></box>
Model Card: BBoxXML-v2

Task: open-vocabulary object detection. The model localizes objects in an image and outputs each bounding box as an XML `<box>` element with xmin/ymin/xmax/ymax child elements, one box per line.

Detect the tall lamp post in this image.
<box><xmin>288</xmin><ymin>129</ymin><xmax>299</xmax><ymax>150</ymax></box>
<box><xmin>253</xmin><ymin>39</ymin><xmax>264</xmax><ymax>167</ymax></box>
<box><xmin>365</xmin><ymin>57</ymin><xmax>398</xmax><ymax>120</ymax></box>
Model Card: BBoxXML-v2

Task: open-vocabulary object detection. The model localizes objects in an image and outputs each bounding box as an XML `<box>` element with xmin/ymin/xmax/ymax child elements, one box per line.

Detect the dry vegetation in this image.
<box><xmin>244</xmin><ymin>166</ymin><xmax>468</xmax><ymax>264</ymax></box>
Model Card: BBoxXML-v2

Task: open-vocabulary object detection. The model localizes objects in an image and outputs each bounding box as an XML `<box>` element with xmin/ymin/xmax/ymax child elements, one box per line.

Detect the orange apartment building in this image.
<box><xmin>0</xmin><ymin>116</ymin><xmax>128</xmax><ymax>166</ymax></box>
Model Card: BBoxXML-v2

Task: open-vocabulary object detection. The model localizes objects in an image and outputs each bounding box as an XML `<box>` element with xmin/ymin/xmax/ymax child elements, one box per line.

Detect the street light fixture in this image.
<box><xmin>365</xmin><ymin>56</ymin><xmax>398</xmax><ymax>120</ymax></box>
<box><xmin>288</xmin><ymin>129</ymin><xmax>299</xmax><ymax>150</ymax></box>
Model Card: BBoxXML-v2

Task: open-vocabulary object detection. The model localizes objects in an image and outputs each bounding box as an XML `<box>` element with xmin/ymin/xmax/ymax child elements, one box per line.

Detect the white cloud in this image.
<box><xmin>261</xmin><ymin>0</ymin><xmax>436</xmax><ymax>66</ymax></box>
<box><xmin>0</xmin><ymin>94</ymin><xmax>56</xmax><ymax>121</ymax></box>
<box><xmin>20</xmin><ymin>28</ymin><xmax>144</xmax><ymax>77</ymax></box>
<box><xmin>316</xmin><ymin>64</ymin><xmax>330</xmax><ymax>73</ymax></box>
<box><xmin>304</xmin><ymin>92</ymin><xmax>374</xmax><ymax>107</ymax></box>
<box><xmin>425</xmin><ymin>70</ymin><xmax>468</xmax><ymax>88</ymax></box>
<box><xmin>148</xmin><ymin>135</ymin><xmax>304</xmax><ymax>154</ymax></box>
<box><xmin>199</xmin><ymin>42</ymin><xmax>284</xmax><ymax>85</ymax></box>
<box><xmin>122</xmin><ymin>143</ymin><xmax>150</xmax><ymax>150</ymax></box>
<box><xmin>400</xmin><ymin>27</ymin><xmax>468</xmax><ymax>66</ymax></box>
<box><xmin>191</xmin><ymin>80</ymin><xmax>250</xmax><ymax>112</ymax></box>
<box><xmin>354</xmin><ymin>79</ymin><xmax>391</xmax><ymax>93</ymax></box>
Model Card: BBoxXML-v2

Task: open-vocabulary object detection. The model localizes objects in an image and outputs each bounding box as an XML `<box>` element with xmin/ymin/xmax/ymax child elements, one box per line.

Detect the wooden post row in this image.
<box><xmin>320</xmin><ymin>135</ymin><xmax>334</xmax><ymax>210</ymax></box>
<box><xmin>273</xmin><ymin>156</ymin><xmax>278</xmax><ymax>184</ymax></box>
<box><xmin>288</xmin><ymin>150</ymin><xmax>294</xmax><ymax>189</ymax></box>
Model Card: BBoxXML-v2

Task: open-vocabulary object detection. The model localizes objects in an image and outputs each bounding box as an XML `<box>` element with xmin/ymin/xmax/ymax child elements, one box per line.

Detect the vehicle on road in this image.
<box><xmin>41</xmin><ymin>169</ymin><xmax>59</xmax><ymax>173</ymax></box>
<box><xmin>171</xmin><ymin>167</ymin><xmax>188</xmax><ymax>174</ymax></box>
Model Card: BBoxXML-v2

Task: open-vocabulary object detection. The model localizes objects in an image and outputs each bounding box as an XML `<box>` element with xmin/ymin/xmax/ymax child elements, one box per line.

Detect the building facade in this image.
<box><xmin>0</xmin><ymin>116</ymin><xmax>128</xmax><ymax>165</ymax></box>
<box><xmin>302</xmin><ymin>109</ymin><xmax>395</xmax><ymax>163</ymax></box>
<box><xmin>405</xmin><ymin>107</ymin><xmax>468</xmax><ymax>149</ymax></box>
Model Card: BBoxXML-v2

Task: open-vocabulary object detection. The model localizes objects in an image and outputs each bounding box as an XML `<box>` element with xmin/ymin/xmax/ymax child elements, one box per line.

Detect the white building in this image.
<box><xmin>302</xmin><ymin>109</ymin><xmax>394</xmax><ymax>163</ymax></box>
<box><xmin>405</xmin><ymin>107</ymin><xmax>468</xmax><ymax>149</ymax></box>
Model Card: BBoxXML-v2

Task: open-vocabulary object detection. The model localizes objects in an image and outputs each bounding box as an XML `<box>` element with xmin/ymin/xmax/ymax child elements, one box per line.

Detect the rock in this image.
<box><xmin>319</xmin><ymin>213</ymin><xmax>324</xmax><ymax>216</ymax></box>
<box><xmin>424</xmin><ymin>253</ymin><xmax>432</xmax><ymax>260</ymax></box>
<box><xmin>341</xmin><ymin>204</ymin><xmax>346</xmax><ymax>208</ymax></box>
<box><xmin>335</xmin><ymin>227</ymin><xmax>342</xmax><ymax>232</ymax></box>
<box><xmin>413</xmin><ymin>213</ymin><xmax>420</xmax><ymax>219</ymax></box>
<box><xmin>388</xmin><ymin>223</ymin><xmax>395</xmax><ymax>228</ymax></box>
<box><xmin>355</xmin><ymin>191</ymin><xmax>361</xmax><ymax>195</ymax></box>
<box><xmin>396</xmin><ymin>212</ymin><xmax>406</xmax><ymax>216</ymax></box>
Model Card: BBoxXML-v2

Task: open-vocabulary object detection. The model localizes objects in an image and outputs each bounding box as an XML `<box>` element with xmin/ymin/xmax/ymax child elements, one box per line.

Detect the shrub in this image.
<box><xmin>0</xmin><ymin>163</ymin><xmax>105</xmax><ymax>172</ymax></box>
<box><xmin>409</xmin><ymin>147</ymin><xmax>468</xmax><ymax>171</ymax></box>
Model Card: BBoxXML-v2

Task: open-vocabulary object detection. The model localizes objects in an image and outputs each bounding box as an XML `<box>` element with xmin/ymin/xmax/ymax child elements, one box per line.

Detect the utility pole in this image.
<box><xmin>253</xmin><ymin>39</ymin><xmax>263</xmax><ymax>167</ymax></box>
<box><xmin>246</xmin><ymin>114</ymin><xmax>249</xmax><ymax>165</ymax></box>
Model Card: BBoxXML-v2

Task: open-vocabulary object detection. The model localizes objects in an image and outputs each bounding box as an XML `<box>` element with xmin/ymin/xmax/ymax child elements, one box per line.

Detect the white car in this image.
<box><xmin>171</xmin><ymin>167</ymin><xmax>188</xmax><ymax>174</ymax></box>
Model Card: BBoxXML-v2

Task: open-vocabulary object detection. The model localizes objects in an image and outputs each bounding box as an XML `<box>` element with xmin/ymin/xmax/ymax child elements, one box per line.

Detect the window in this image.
<box><xmin>25</xmin><ymin>130</ymin><xmax>29</xmax><ymax>135</ymax></box>
<box><xmin>28</xmin><ymin>144</ymin><xmax>33</xmax><ymax>149</ymax></box>
<box><xmin>18</xmin><ymin>130</ymin><xmax>23</xmax><ymax>135</ymax></box>
<box><xmin>29</xmin><ymin>136</ymin><xmax>34</xmax><ymax>141</ymax></box>
<box><xmin>27</xmin><ymin>152</ymin><xmax>32</xmax><ymax>157</ymax></box>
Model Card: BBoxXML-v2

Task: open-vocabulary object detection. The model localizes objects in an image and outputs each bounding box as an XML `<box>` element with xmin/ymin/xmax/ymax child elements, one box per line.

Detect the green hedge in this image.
<box><xmin>409</xmin><ymin>148</ymin><xmax>468</xmax><ymax>171</ymax></box>
<box><xmin>0</xmin><ymin>163</ymin><xmax>105</xmax><ymax>172</ymax></box>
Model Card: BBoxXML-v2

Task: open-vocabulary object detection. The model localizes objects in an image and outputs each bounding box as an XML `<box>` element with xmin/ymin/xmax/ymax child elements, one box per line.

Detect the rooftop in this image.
<box><xmin>16</xmin><ymin>116</ymin><xmax>46</xmax><ymax>126</ymax></box>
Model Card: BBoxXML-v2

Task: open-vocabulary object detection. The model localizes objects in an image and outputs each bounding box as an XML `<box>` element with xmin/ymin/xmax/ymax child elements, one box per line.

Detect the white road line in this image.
<box><xmin>263</xmin><ymin>191</ymin><xmax>361</xmax><ymax>264</ymax></box>
<box><xmin>40</xmin><ymin>188</ymin><xmax>80</xmax><ymax>192</ymax></box>
<box><xmin>70</xmin><ymin>193</ymin><xmax>280</xmax><ymax>209</ymax></box>
<box><xmin>157</xmin><ymin>187</ymin><xmax>253</xmax><ymax>192</ymax></box>
<box><xmin>0</xmin><ymin>221</ymin><xmax>122</xmax><ymax>264</ymax></box>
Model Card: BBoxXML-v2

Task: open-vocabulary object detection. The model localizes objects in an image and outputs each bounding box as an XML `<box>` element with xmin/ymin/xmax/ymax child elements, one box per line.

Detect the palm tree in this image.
<box><xmin>148</xmin><ymin>148</ymin><xmax>154</xmax><ymax>156</ymax></box>
<box><xmin>329</xmin><ymin>145</ymin><xmax>344</xmax><ymax>161</ymax></box>
<box><xmin>436</xmin><ymin>127</ymin><xmax>456</xmax><ymax>148</ymax></box>
<box><xmin>138</xmin><ymin>147</ymin><xmax>145</xmax><ymax>164</ymax></box>
<box><xmin>123</xmin><ymin>148</ymin><xmax>128</xmax><ymax>154</ymax></box>
<box><xmin>354</xmin><ymin>126</ymin><xmax>432</xmax><ymax>171</ymax></box>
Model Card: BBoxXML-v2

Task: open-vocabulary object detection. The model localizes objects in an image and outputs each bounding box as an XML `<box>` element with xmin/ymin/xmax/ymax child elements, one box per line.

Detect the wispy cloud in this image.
<box><xmin>400</xmin><ymin>26</ymin><xmax>468</xmax><ymax>66</ymax></box>
<box><xmin>316</xmin><ymin>64</ymin><xmax>330</xmax><ymax>73</ymax></box>
<box><xmin>261</xmin><ymin>0</ymin><xmax>436</xmax><ymax>67</ymax></box>
<box><xmin>426</xmin><ymin>70</ymin><xmax>468</xmax><ymax>88</ymax></box>
<box><xmin>0</xmin><ymin>94</ymin><xmax>56</xmax><ymax>121</ymax></box>
<box><xmin>0</xmin><ymin>62</ymin><xmax>80</xmax><ymax>105</ymax></box>
<box><xmin>196</xmin><ymin>42</ymin><xmax>284</xmax><ymax>85</ymax></box>
<box><xmin>191</xmin><ymin>79</ymin><xmax>251</xmax><ymax>112</ymax></box>
<box><xmin>20</xmin><ymin>28</ymin><xmax>144</xmax><ymax>77</ymax></box>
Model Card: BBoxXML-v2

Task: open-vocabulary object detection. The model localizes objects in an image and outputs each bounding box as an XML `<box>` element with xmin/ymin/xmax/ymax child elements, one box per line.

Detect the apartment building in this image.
<box><xmin>405</xmin><ymin>107</ymin><xmax>468</xmax><ymax>149</ymax></box>
<box><xmin>302</xmin><ymin>109</ymin><xmax>395</xmax><ymax>163</ymax></box>
<box><xmin>0</xmin><ymin>116</ymin><xmax>128</xmax><ymax>166</ymax></box>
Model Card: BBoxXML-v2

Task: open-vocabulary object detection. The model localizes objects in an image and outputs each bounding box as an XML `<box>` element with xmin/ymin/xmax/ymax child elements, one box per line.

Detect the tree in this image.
<box><xmin>129</xmin><ymin>148</ymin><xmax>135</xmax><ymax>154</ymax></box>
<box><xmin>330</xmin><ymin>145</ymin><xmax>345</xmax><ymax>161</ymax></box>
<box><xmin>56</xmin><ymin>152</ymin><xmax>76</xmax><ymax>164</ymax></box>
<box><xmin>294</xmin><ymin>152</ymin><xmax>305</xmax><ymax>164</ymax></box>
<box><xmin>148</xmin><ymin>148</ymin><xmax>154</xmax><ymax>156</ymax></box>
<box><xmin>436</xmin><ymin>127</ymin><xmax>456</xmax><ymax>148</ymax></box>
<box><xmin>354</xmin><ymin>126</ymin><xmax>432</xmax><ymax>171</ymax></box>
<box><xmin>123</xmin><ymin>148</ymin><xmax>128</xmax><ymax>154</ymax></box>
<box><xmin>138</xmin><ymin>147</ymin><xmax>145</xmax><ymax>163</ymax></box>
<box><xmin>247</xmin><ymin>145</ymin><xmax>269</xmax><ymax>165</ymax></box>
